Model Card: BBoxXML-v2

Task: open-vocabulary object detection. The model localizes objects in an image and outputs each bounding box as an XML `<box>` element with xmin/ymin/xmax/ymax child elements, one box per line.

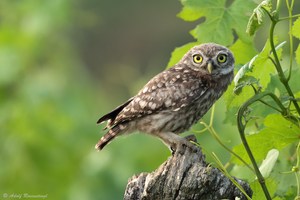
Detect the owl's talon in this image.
<box><xmin>170</xmin><ymin>139</ymin><xmax>199</xmax><ymax>155</ymax></box>
<box><xmin>173</xmin><ymin>144</ymin><xmax>185</xmax><ymax>155</ymax></box>
<box><xmin>184</xmin><ymin>134</ymin><xmax>198</xmax><ymax>143</ymax></box>
<box><xmin>183</xmin><ymin>141</ymin><xmax>199</xmax><ymax>153</ymax></box>
<box><xmin>170</xmin><ymin>145</ymin><xmax>176</xmax><ymax>155</ymax></box>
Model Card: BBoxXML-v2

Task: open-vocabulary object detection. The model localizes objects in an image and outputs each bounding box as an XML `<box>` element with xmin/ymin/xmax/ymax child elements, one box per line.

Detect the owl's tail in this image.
<box><xmin>95</xmin><ymin>125</ymin><xmax>123</xmax><ymax>150</ymax></box>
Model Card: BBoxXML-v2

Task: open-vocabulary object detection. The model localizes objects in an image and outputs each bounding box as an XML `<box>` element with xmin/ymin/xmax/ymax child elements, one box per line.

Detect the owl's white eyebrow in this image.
<box><xmin>216</xmin><ymin>51</ymin><xmax>228</xmax><ymax>56</ymax></box>
<box><xmin>192</xmin><ymin>52</ymin><xmax>203</xmax><ymax>56</ymax></box>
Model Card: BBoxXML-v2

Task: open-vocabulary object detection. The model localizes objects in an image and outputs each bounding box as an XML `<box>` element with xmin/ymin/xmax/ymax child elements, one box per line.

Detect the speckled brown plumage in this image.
<box><xmin>96</xmin><ymin>43</ymin><xmax>234</xmax><ymax>152</ymax></box>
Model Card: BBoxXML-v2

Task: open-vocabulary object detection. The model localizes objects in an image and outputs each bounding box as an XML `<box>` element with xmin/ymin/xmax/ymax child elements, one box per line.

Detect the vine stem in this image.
<box><xmin>237</xmin><ymin>92</ymin><xmax>288</xmax><ymax>200</ymax></box>
<box><xmin>268</xmin><ymin>6</ymin><xmax>300</xmax><ymax>115</ymax></box>
<box><xmin>200</xmin><ymin>122</ymin><xmax>255</xmax><ymax>173</ymax></box>
<box><xmin>279</xmin><ymin>13</ymin><xmax>300</xmax><ymax>21</ymax></box>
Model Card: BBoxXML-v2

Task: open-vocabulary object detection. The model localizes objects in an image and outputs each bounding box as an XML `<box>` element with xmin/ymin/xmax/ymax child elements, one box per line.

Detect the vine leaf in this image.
<box><xmin>291</xmin><ymin>17</ymin><xmax>300</xmax><ymax>39</ymax></box>
<box><xmin>233</xmin><ymin>38</ymin><xmax>284</xmax><ymax>94</ymax></box>
<box><xmin>292</xmin><ymin>17</ymin><xmax>300</xmax><ymax>66</ymax></box>
<box><xmin>233</xmin><ymin>56</ymin><xmax>258</xmax><ymax>89</ymax></box>
<box><xmin>248</xmin><ymin>40</ymin><xmax>275</xmax><ymax>90</ymax></box>
<box><xmin>246</xmin><ymin>0</ymin><xmax>272</xmax><ymax>36</ymax></box>
<box><xmin>295</xmin><ymin>45</ymin><xmax>300</xmax><ymax>66</ymax></box>
<box><xmin>178</xmin><ymin>0</ymin><xmax>255</xmax><ymax>45</ymax></box>
<box><xmin>225</xmin><ymin>38</ymin><xmax>283</xmax><ymax>111</ymax></box>
<box><xmin>250</xmin><ymin>178</ymin><xmax>277</xmax><ymax>200</ymax></box>
<box><xmin>229</xmin><ymin>39</ymin><xmax>257</xmax><ymax>65</ymax></box>
<box><xmin>231</xmin><ymin>114</ymin><xmax>300</xmax><ymax>164</ymax></box>
<box><xmin>224</xmin><ymin>83</ymin><xmax>255</xmax><ymax>110</ymax></box>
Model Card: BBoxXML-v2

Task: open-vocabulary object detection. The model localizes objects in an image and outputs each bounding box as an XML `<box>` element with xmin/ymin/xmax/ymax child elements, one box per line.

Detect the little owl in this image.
<box><xmin>96</xmin><ymin>43</ymin><xmax>234</xmax><ymax>153</ymax></box>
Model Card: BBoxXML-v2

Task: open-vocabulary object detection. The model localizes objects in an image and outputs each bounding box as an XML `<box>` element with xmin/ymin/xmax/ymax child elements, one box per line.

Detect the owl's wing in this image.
<box><xmin>112</xmin><ymin>67</ymin><xmax>209</xmax><ymax>126</ymax></box>
<box><xmin>97</xmin><ymin>97</ymin><xmax>134</xmax><ymax>127</ymax></box>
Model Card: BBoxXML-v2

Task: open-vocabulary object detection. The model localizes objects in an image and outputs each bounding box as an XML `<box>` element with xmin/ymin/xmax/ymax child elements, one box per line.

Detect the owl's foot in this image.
<box><xmin>172</xmin><ymin>138</ymin><xmax>199</xmax><ymax>155</ymax></box>
<box><xmin>157</xmin><ymin>132</ymin><xmax>199</xmax><ymax>155</ymax></box>
<box><xmin>184</xmin><ymin>134</ymin><xmax>198</xmax><ymax>143</ymax></box>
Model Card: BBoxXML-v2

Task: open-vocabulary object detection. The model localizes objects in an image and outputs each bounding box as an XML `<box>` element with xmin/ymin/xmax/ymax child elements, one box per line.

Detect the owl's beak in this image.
<box><xmin>207</xmin><ymin>62</ymin><xmax>213</xmax><ymax>74</ymax></box>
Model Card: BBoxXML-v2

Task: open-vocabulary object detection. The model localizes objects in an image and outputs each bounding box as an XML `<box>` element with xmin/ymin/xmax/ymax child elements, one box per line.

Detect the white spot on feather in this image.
<box><xmin>157</xmin><ymin>82</ymin><xmax>163</xmax><ymax>88</ymax></box>
<box><xmin>139</xmin><ymin>100</ymin><xmax>147</xmax><ymax>108</ymax></box>
<box><xmin>163</xmin><ymin>74</ymin><xmax>168</xmax><ymax>80</ymax></box>
<box><xmin>165</xmin><ymin>99</ymin><xmax>172</xmax><ymax>107</ymax></box>
<box><xmin>180</xmin><ymin>104</ymin><xmax>186</xmax><ymax>108</ymax></box>
<box><xmin>175</xmin><ymin>66</ymin><xmax>183</xmax><ymax>70</ymax></box>
<box><xmin>173</xmin><ymin>107</ymin><xmax>180</xmax><ymax>111</ymax></box>
<box><xmin>135</xmin><ymin>97</ymin><xmax>141</xmax><ymax>102</ymax></box>
<box><xmin>150</xmin><ymin>103</ymin><xmax>156</xmax><ymax>110</ymax></box>
<box><xmin>143</xmin><ymin>87</ymin><xmax>148</xmax><ymax>93</ymax></box>
<box><xmin>119</xmin><ymin>124</ymin><xmax>125</xmax><ymax>130</ymax></box>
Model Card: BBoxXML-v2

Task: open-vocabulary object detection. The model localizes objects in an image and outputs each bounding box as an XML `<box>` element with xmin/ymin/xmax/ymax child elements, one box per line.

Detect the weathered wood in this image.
<box><xmin>124</xmin><ymin>141</ymin><xmax>252</xmax><ymax>200</ymax></box>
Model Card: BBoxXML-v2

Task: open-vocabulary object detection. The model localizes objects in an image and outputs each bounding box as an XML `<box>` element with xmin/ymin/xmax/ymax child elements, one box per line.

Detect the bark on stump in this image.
<box><xmin>124</xmin><ymin>143</ymin><xmax>252</xmax><ymax>200</ymax></box>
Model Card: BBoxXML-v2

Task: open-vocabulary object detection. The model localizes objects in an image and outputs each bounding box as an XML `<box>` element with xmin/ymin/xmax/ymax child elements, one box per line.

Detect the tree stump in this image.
<box><xmin>124</xmin><ymin>141</ymin><xmax>252</xmax><ymax>200</ymax></box>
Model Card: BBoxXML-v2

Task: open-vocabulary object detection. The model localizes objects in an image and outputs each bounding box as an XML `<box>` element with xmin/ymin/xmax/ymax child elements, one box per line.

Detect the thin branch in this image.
<box><xmin>279</xmin><ymin>13</ymin><xmax>300</xmax><ymax>21</ymax></box>
<box><xmin>269</xmin><ymin>17</ymin><xmax>300</xmax><ymax>115</ymax></box>
<box><xmin>196</xmin><ymin>105</ymin><xmax>254</xmax><ymax>172</ymax></box>
<box><xmin>200</xmin><ymin>122</ymin><xmax>255</xmax><ymax>173</ymax></box>
<box><xmin>237</xmin><ymin>92</ymin><xmax>288</xmax><ymax>200</ymax></box>
<box><xmin>258</xmin><ymin>99</ymin><xmax>282</xmax><ymax>112</ymax></box>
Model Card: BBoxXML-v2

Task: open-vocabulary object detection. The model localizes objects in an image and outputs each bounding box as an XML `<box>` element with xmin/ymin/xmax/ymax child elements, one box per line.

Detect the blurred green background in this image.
<box><xmin>1</xmin><ymin>0</ymin><xmax>298</xmax><ymax>199</ymax></box>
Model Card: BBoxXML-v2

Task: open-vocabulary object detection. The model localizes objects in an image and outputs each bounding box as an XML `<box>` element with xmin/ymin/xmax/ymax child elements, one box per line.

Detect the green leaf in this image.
<box><xmin>176</xmin><ymin>1</ymin><xmax>207</xmax><ymax>22</ymax></box>
<box><xmin>166</xmin><ymin>42</ymin><xmax>198</xmax><ymax>68</ymax></box>
<box><xmin>250</xmin><ymin>39</ymin><xmax>286</xmax><ymax>89</ymax></box>
<box><xmin>292</xmin><ymin>17</ymin><xmax>300</xmax><ymax>39</ymax></box>
<box><xmin>249</xmin><ymin>57</ymin><xmax>274</xmax><ymax>90</ymax></box>
<box><xmin>258</xmin><ymin>149</ymin><xmax>279</xmax><ymax>178</ymax></box>
<box><xmin>226</xmin><ymin>38</ymin><xmax>283</xmax><ymax>110</ymax></box>
<box><xmin>295</xmin><ymin>44</ymin><xmax>300</xmax><ymax>66</ymax></box>
<box><xmin>246</xmin><ymin>38</ymin><xmax>281</xmax><ymax>90</ymax></box>
<box><xmin>268</xmin><ymin>69</ymin><xmax>300</xmax><ymax>108</ymax></box>
<box><xmin>224</xmin><ymin>83</ymin><xmax>255</xmax><ymax>109</ymax></box>
<box><xmin>178</xmin><ymin>0</ymin><xmax>256</xmax><ymax>45</ymax></box>
<box><xmin>234</xmin><ymin>76</ymin><xmax>259</xmax><ymax>95</ymax></box>
<box><xmin>232</xmin><ymin>114</ymin><xmax>300</xmax><ymax>164</ymax></box>
<box><xmin>292</xmin><ymin>17</ymin><xmax>300</xmax><ymax>72</ymax></box>
<box><xmin>233</xmin><ymin>56</ymin><xmax>258</xmax><ymax>87</ymax></box>
<box><xmin>230</xmin><ymin>39</ymin><xmax>257</xmax><ymax>65</ymax></box>
<box><xmin>246</xmin><ymin>0</ymin><xmax>272</xmax><ymax>36</ymax></box>
<box><xmin>250</xmin><ymin>178</ymin><xmax>277</xmax><ymax>200</ymax></box>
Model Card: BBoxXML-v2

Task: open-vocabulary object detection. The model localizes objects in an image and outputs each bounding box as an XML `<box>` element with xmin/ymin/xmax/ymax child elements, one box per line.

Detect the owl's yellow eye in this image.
<box><xmin>193</xmin><ymin>54</ymin><xmax>203</xmax><ymax>63</ymax></box>
<box><xmin>217</xmin><ymin>54</ymin><xmax>227</xmax><ymax>63</ymax></box>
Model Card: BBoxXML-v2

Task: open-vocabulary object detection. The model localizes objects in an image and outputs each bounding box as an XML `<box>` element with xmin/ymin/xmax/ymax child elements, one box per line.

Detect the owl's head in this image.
<box><xmin>181</xmin><ymin>43</ymin><xmax>235</xmax><ymax>76</ymax></box>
